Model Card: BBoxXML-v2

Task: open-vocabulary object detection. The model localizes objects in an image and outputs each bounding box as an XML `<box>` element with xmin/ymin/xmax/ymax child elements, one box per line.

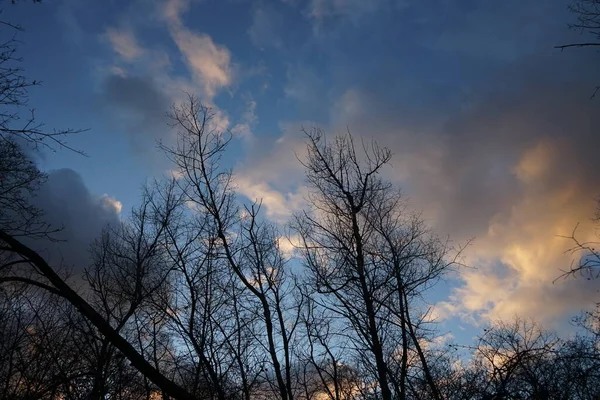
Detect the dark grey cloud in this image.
<box><xmin>314</xmin><ymin>61</ymin><xmax>600</xmax><ymax>323</ymax></box>
<box><xmin>414</xmin><ymin>53</ymin><xmax>600</xmax><ymax>239</ymax></box>
<box><xmin>415</xmin><ymin>0</ymin><xmax>572</xmax><ymax>62</ymax></box>
<box><xmin>28</xmin><ymin>168</ymin><xmax>120</xmax><ymax>273</ymax></box>
<box><xmin>260</xmin><ymin>0</ymin><xmax>600</xmax><ymax>323</ymax></box>
<box><xmin>100</xmin><ymin>74</ymin><xmax>171</xmax><ymax>156</ymax></box>
<box><xmin>382</xmin><ymin>56</ymin><xmax>600</xmax><ymax>323</ymax></box>
<box><xmin>312</xmin><ymin>7</ymin><xmax>600</xmax><ymax>234</ymax></box>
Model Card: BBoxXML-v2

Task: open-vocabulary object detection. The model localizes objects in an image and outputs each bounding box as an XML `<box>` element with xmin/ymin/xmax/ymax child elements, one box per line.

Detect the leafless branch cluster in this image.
<box><xmin>0</xmin><ymin>0</ymin><xmax>598</xmax><ymax>398</ymax></box>
<box><xmin>0</xmin><ymin>95</ymin><xmax>599</xmax><ymax>400</ymax></box>
<box><xmin>556</xmin><ymin>0</ymin><xmax>600</xmax><ymax>49</ymax></box>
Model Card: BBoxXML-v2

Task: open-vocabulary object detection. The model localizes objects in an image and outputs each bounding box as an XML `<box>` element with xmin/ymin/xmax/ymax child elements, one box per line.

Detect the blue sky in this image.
<box><xmin>4</xmin><ymin>0</ymin><xmax>600</xmax><ymax>344</ymax></box>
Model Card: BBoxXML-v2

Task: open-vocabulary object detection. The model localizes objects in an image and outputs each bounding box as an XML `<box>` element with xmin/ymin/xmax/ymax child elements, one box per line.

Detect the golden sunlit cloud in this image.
<box><xmin>100</xmin><ymin>194</ymin><xmax>123</xmax><ymax>215</ymax></box>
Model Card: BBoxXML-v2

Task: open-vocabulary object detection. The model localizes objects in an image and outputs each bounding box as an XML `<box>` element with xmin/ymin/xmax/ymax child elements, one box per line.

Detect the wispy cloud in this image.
<box><xmin>30</xmin><ymin>169</ymin><xmax>121</xmax><ymax>271</ymax></box>
<box><xmin>231</xmin><ymin>94</ymin><xmax>258</xmax><ymax>140</ymax></box>
<box><xmin>234</xmin><ymin>124</ymin><xmax>311</xmax><ymax>222</ymax></box>
<box><xmin>248</xmin><ymin>5</ymin><xmax>285</xmax><ymax>50</ymax></box>
<box><xmin>105</xmin><ymin>27</ymin><xmax>145</xmax><ymax>62</ymax></box>
<box><xmin>162</xmin><ymin>0</ymin><xmax>233</xmax><ymax>100</ymax></box>
<box><xmin>308</xmin><ymin>0</ymin><xmax>387</xmax><ymax>22</ymax></box>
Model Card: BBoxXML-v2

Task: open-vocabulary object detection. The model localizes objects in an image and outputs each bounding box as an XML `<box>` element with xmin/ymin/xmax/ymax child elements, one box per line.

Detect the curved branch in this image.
<box><xmin>555</xmin><ymin>42</ymin><xmax>600</xmax><ymax>49</ymax></box>
<box><xmin>0</xmin><ymin>276</ymin><xmax>63</xmax><ymax>296</ymax></box>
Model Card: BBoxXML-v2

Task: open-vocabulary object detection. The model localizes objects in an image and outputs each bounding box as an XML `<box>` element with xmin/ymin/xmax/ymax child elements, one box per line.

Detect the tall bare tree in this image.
<box><xmin>161</xmin><ymin>96</ymin><xmax>303</xmax><ymax>400</ymax></box>
<box><xmin>291</xmin><ymin>128</ymin><xmax>462</xmax><ymax>400</ymax></box>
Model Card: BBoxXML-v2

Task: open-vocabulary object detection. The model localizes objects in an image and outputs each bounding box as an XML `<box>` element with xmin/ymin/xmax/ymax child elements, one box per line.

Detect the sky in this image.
<box><xmin>3</xmin><ymin>0</ymin><xmax>600</xmax><ymax>345</ymax></box>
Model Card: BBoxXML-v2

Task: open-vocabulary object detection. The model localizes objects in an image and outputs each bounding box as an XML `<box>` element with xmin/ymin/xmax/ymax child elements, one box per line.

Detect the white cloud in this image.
<box><xmin>162</xmin><ymin>0</ymin><xmax>190</xmax><ymax>24</ymax></box>
<box><xmin>163</xmin><ymin>0</ymin><xmax>233</xmax><ymax>100</ymax></box>
<box><xmin>100</xmin><ymin>194</ymin><xmax>123</xmax><ymax>214</ymax></box>
<box><xmin>447</xmin><ymin>163</ymin><xmax>600</xmax><ymax>325</ymax></box>
<box><xmin>96</xmin><ymin>0</ymin><xmax>239</xmax><ymax>164</ymax></box>
<box><xmin>208</xmin><ymin>107</ymin><xmax>231</xmax><ymax>133</ymax></box>
<box><xmin>231</xmin><ymin>123</ymin><xmax>310</xmax><ymax>223</ymax></box>
<box><xmin>166</xmin><ymin>168</ymin><xmax>185</xmax><ymax>180</ymax></box>
<box><xmin>231</xmin><ymin>123</ymin><xmax>252</xmax><ymax>139</ymax></box>
<box><xmin>242</xmin><ymin>97</ymin><xmax>258</xmax><ymax>125</ymax></box>
<box><xmin>231</xmin><ymin>95</ymin><xmax>258</xmax><ymax>140</ymax></box>
<box><xmin>331</xmin><ymin>88</ymin><xmax>363</xmax><ymax>125</ymax></box>
<box><xmin>105</xmin><ymin>27</ymin><xmax>144</xmax><ymax>62</ymax></box>
<box><xmin>171</xmin><ymin>30</ymin><xmax>233</xmax><ymax>99</ymax></box>
<box><xmin>277</xmin><ymin>235</ymin><xmax>302</xmax><ymax>259</ymax></box>
<box><xmin>235</xmin><ymin>174</ymin><xmax>306</xmax><ymax>223</ymax></box>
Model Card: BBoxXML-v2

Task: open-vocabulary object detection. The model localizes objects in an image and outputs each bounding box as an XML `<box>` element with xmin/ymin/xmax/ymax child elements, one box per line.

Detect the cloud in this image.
<box><xmin>28</xmin><ymin>169</ymin><xmax>121</xmax><ymax>273</ymax></box>
<box><xmin>330</xmin><ymin>88</ymin><xmax>363</xmax><ymax>125</ymax></box>
<box><xmin>440</xmin><ymin>126</ymin><xmax>600</xmax><ymax>324</ymax></box>
<box><xmin>162</xmin><ymin>0</ymin><xmax>234</xmax><ymax>100</ymax></box>
<box><xmin>86</xmin><ymin>0</ymin><xmax>599</xmax><ymax>329</ymax></box>
<box><xmin>248</xmin><ymin>5</ymin><xmax>285</xmax><ymax>50</ymax></box>
<box><xmin>170</xmin><ymin>30</ymin><xmax>233</xmax><ymax>99</ymax></box>
<box><xmin>55</xmin><ymin>0</ymin><xmax>85</xmax><ymax>44</ymax></box>
<box><xmin>341</xmin><ymin>74</ymin><xmax>600</xmax><ymax>325</ymax></box>
<box><xmin>95</xmin><ymin>0</ymin><xmax>240</xmax><ymax>183</ymax></box>
<box><xmin>100</xmin><ymin>74</ymin><xmax>171</xmax><ymax>154</ymax></box>
<box><xmin>284</xmin><ymin>64</ymin><xmax>324</xmax><ymax>105</ymax></box>
<box><xmin>277</xmin><ymin>235</ymin><xmax>302</xmax><ymax>259</ymax></box>
<box><xmin>162</xmin><ymin>0</ymin><xmax>191</xmax><ymax>24</ymax></box>
<box><xmin>98</xmin><ymin>7</ymin><xmax>230</xmax><ymax>157</ymax></box>
<box><xmin>240</xmin><ymin>122</ymin><xmax>308</xmax><ymax>184</ymax></box>
<box><xmin>268</xmin><ymin>43</ymin><xmax>600</xmax><ymax>327</ymax></box>
<box><xmin>235</xmin><ymin>176</ymin><xmax>297</xmax><ymax>221</ymax></box>
<box><xmin>100</xmin><ymin>194</ymin><xmax>123</xmax><ymax>214</ymax></box>
<box><xmin>419</xmin><ymin>0</ymin><xmax>571</xmax><ymax>62</ymax></box>
<box><xmin>231</xmin><ymin>94</ymin><xmax>258</xmax><ymax>140</ymax></box>
<box><xmin>308</xmin><ymin>0</ymin><xmax>387</xmax><ymax>21</ymax></box>
<box><xmin>234</xmin><ymin>124</ymin><xmax>311</xmax><ymax>222</ymax></box>
<box><xmin>105</xmin><ymin>27</ymin><xmax>145</xmax><ymax>62</ymax></box>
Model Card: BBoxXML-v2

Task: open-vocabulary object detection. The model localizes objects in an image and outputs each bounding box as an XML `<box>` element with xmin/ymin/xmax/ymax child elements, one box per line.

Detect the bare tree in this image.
<box><xmin>150</xmin><ymin>187</ymin><xmax>258</xmax><ymax>399</ymax></box>
<box><xmin>0</xmin><ymin>138</ymin><xmax>48</xmax><ymax>237</ymax></box>
<box><xmin>470</xmin><ymin>318</ymin><xmax>560</xmax><ymax>399</ymax></box>
<box><xmin>291</xmin><ymin>128</ymin><xmax>462</xmax><ymax>400</ymax></box>
<box><xmin>79</xmin><ymin>180</ymin><xmax>181</xmax><ymax>399</ymax></box>
<box><xmin>161</xmin><ymin>95</ymin><xmax>302</xmax><ymax>400</ymax></box>
<box><xmin>0</xmin><ymin>223</ymin><xmax>196</xmax><ymax>399</ymax></box>
<box><xmin>0</xmin><ymin>282</ymin><xmax>93</xmax><ymax>400</ymax></box>
<box><xmin>297</xmin><ymin>291</ymin><xmax>363</xmax><ymax>400</ymax></box>
<box><xmin>444</xmin><ymin>316</ymin><xmax>600</xmax><ymax>400</ymax></box>
<box><xmin>0</xmin><ymin>0</ymin><xmax>84</xmax><ymax>246</ymax></box>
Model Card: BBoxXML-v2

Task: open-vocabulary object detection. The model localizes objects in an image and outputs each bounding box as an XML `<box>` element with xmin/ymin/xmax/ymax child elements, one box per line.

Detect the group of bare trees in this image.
<box><xmin>1</xmin><ymin>1</ymin><xmax>600</xmax><ymax>399</ymax></box>
<box><xmin>0</xmin><ymin>89</ymin><xmax>461</xmax><ymax>399</ymax></box>
<box><xmin>1</xmin><ymin>94</ymin><xmax>600</xmax><ymax>399</ymax></box>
